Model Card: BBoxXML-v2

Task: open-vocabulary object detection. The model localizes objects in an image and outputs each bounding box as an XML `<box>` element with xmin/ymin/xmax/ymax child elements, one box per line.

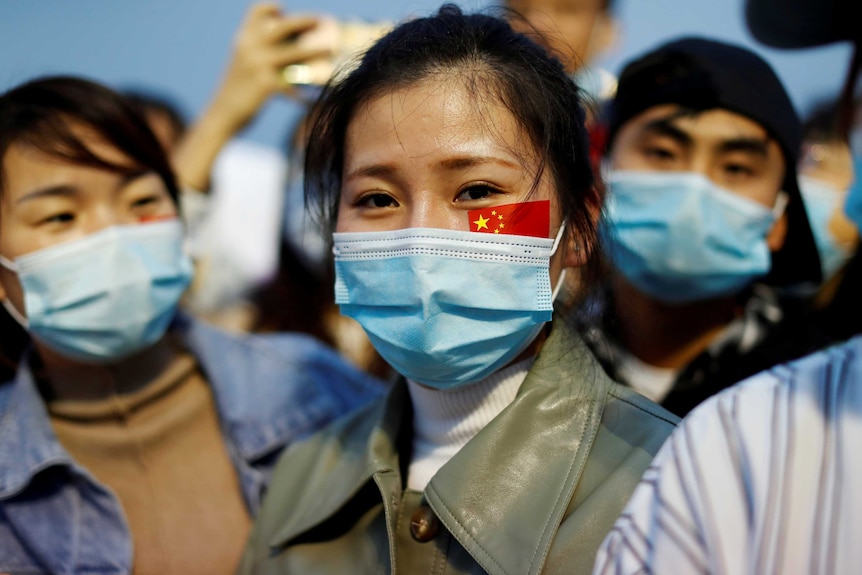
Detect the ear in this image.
<box><xmin>562</xmin><ymin>233</ymin><xmax>587</xmax><ymax>268</ymax></box>
<box><xmin>562</xmin><ymin>195</ymin><xmax>602</xmax><ymax>269</ymax></box>
<box><xmin>766</xmin><ymin>212</ymin><xmax>788</xmax><ymax>252</ymax></box>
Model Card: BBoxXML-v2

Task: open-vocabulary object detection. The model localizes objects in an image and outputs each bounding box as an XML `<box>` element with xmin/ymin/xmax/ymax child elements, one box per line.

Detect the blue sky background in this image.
<box><xmin>0</xmin><ymin>0</ymin><xmax>852</xmax><ymax>149</ymax></box>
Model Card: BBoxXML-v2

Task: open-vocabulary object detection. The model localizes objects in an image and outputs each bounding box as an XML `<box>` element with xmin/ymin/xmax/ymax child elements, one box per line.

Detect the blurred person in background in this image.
<box><xmin>139</xmin><ymin>3</ymin><xmax>390</xmax><ymax>376</ymax></box>
<box><xmin>505</xmin><ymin>0</ymin><xmax>619</xmax><ymax>103</ymax></box>
<box><xmin>165</xmin><ymin>3</ymin><xmax>332</xmax><ymax>331</ymax></box>
<box><xmin>581</xmin><ymin>37</ymin><xmax>827</xmax><ymax>417</ymax></box>
<box><xmin>0</xmin><ymin>76</ymin><xmax>386</xmax><ymax>574</ymax></box>
<box><xmin>797</xmin><ymin>98</ymin><xmax>858</xmax><ymax>306</ymax></box>
<box><xmin>123</xmin><ymin>89</ymin><xmax>189</xmax><ymax>153</ymax></box>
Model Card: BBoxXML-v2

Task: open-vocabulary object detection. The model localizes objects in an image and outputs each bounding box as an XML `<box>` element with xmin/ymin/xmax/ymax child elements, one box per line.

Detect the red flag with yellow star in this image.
<box><xmin>468</xmin><ymin>200</ymin><xmax>550</xmax><ymax>238</ymax></box>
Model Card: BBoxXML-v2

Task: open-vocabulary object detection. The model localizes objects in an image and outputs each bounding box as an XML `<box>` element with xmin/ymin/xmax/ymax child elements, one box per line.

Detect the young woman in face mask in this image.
<box><xmin>239</xmin><ymin>6</ymin><xmax>678</xmax><ymax>575</ymax></box>
<box><xmin>0</xmin><ymin>76</ymin><xmax>386</xmax><ymax>575</ymax></box>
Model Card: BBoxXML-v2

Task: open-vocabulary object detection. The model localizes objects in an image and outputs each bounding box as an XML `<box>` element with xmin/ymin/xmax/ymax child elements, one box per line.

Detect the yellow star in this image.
<box><xmin>491</xmin><ymin>210</ymin><xmax>497</xmax><ymax>216</ymax></box>
<box><xmin>494</xmin><ymin>229</ymin><xmax>500</xmax><ymax>233</ymax></box>
<box><xmin>499</xmin><ymin>223</ymin><xmax>505</xmax><ymax>229</ymax></box>
<box><xmin>473</xmin><ymin>214</ymin><xmax>490</xmax><ymax>231</ymax></box>
<box><xmin>498</xmin><ymin>214</ymin><xmax>503</xmax><ymax>220</ymax></box>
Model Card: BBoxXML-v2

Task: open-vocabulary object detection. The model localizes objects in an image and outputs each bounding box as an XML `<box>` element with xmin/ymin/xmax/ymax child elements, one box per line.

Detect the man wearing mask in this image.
<box><xmin>582</xmin><ymin>37</ymin><xmax>825</xmax><ymax>416</ymax></box>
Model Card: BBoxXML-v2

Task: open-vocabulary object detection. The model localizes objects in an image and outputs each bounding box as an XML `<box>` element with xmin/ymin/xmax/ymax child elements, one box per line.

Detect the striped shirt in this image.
<box><xmin>592</xmin><ymin>336</ymin><xmax>862</xmax><ymax>575</ymax></box>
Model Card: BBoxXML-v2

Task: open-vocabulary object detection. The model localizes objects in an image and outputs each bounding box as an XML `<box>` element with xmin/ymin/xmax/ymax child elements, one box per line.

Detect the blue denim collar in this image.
<box><xmin>0</xmin><ymin>314</ymin><xmax>355</xmax><ymax>500</ymax></box>
<box><xmin>0</xmin><ymin>355</ymin><xmax>73</xmax><ymax>499</ymax></box>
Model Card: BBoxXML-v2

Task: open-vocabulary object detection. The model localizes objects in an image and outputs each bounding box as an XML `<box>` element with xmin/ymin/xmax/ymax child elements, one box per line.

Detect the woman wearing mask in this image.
<box><xmin>239</xmin><ymin>6</ymin><xmax>677</xmax><ymax>574</ymax></box>
<box><xmin>0</xmin><ymin>77</ymin><xmax>385</xmax><ymax>574</ymax></box>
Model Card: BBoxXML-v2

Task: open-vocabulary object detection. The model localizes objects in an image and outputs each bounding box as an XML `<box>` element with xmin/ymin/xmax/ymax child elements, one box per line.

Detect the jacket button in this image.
<box><xmin>410</xmin><ymin>505</ymin><xmax>440</xmax><ymax>542</ymax></box>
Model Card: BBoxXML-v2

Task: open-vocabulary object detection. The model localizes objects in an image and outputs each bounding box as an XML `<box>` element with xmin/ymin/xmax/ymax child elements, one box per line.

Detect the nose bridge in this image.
<box><xmin>408</xmin><ymin>193</ymin><xmax>459</xmax><ymax>230</ymax></box>
<box><xmin>686</xmin><ymin>142</ymin><xmax>713</xmax><ymax>179</ymax></box>
<box><xmin>85</xmin><ymin>199</ymin><xmax>124</xmax><ymax>234</ymax></box>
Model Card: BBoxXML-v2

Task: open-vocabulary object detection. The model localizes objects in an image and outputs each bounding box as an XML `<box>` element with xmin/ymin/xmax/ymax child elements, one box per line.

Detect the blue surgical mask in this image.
<box><xmin>333</xmin><ymin>225</ymin><xmax>565</xmax><ymax>390</ymax></box>
<box><xmin>843</xmin><ymin>155</ymin><xmax>862</xmax><ymax>231</ymax></box>
<box><xmin>0</xmin><ymin>220</ymin><xmax>193</xmax><ymax>363</ymax></box>
<box><xmin>798</xmin><ymin>175</ymin><xmax>854</xmax><ymax>281</ymax></box>
<box><xmin>603</xmin><ymin>170</ymin><xmax>781</xmax><ymax>304</ymax></box>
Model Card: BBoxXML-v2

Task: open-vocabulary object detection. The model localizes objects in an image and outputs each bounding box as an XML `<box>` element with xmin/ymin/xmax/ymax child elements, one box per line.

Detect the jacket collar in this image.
<box><xmin>0</xmin><ymin>355</ymin><xmax>72</xmax><ymax>499</ymax></box>
<box><xmin>177</xmin><ymin>315</ymin><xmax>345</xmax><ymax>461</ymax></box>
<box><xmin>0</xmin><ymin>314</ymin><xmax>351</xmax><ymax>499</ymax></box>
<box><xmin>269</xmin><ymin>382</ymin><xmax>408</xmax><ymax>546</ymax></box>
<box><xmin>269</xmin><ymin>318</ymin><xmax>611</xmax><ymax>575</ymax></box>
<box><xmin>424</xmin><ymin>319</ymin><xmax>608</xmax><ymax>575</ymax></box>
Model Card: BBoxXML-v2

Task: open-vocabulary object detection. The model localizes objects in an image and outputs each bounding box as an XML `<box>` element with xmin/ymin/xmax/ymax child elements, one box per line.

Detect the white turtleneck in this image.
<box><xmin>405</xmin><ymin>357</ymin><xmax>534</xmax><ymax>491</ymax></box>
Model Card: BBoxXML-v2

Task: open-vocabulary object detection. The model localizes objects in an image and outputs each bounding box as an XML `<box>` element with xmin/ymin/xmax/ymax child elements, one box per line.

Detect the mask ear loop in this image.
<box><xmin>0</xmin><ymin>253</ymin><xmax>29</xmax><ymax>328</ymax></box>
<box><xmin>550</xmin><ymin>221</ymin><xmax>567</xmax><ymax>254</ymax></box>
<box><xmin>1</xmin><ymin>298</ymin><xmax>28</xmax><ymax>328</ymax></box>
<box><xmin>550</xmin><ymin>222</ymin><xmax>568</xmax><ymax>302</ymax></box>
<box><xmin>773</xmin><ymin>192</ymin><xmax>789</xmax><ymax>219</ymax></box>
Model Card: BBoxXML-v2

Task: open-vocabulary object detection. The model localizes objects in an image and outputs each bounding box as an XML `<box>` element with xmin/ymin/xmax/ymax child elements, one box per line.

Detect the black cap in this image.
<box><xmin>606</xmin><ymin>37</ymin><xmax>821</xmax><ymax>287</ymax></box>
<box><xmin>745</xmin><ymin>0</ymin><xmax>861</xmax><ymax>49</ymax></box>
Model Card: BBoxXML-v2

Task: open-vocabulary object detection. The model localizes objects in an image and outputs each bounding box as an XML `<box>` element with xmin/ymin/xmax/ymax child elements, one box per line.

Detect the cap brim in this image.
<box><xmin>745</xmin><ymin>0</ymin><xmax>852</xmax><ymax>48</ymax></box>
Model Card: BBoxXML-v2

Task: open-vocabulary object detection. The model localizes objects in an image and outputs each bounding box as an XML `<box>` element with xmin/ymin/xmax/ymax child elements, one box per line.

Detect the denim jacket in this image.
<box><xmin>0</xmin><ymin>316</ymin><xmax>388</xmax><ymax>575</ymax></box>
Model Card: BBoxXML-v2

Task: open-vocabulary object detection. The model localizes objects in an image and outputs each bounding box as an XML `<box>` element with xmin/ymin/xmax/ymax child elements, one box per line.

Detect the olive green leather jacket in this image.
<box><xmin>239</xmin><ymin>319</ymin><xmax>678</xmax><ymax>575</ymax></box>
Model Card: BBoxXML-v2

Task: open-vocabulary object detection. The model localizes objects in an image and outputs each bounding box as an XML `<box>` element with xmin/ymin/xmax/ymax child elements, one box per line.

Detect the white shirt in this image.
<box><xmin>182</xmin><ymin>139</ymin><xmax>287</xmax><ymax>313</ymax></box>
<box><xmin>593</xmin><ymin>336</ymin><xmax>862</xmax><ymax>575</ymax></box>
<box><xmin>614</xmin><ymin>346</ymin><xmax>678</xmax><ymax>403</ymax></box>
<box><xmin>405</xmin><ymin>358</ymin><xmax>533</xmax><ymax>491</ymax></box>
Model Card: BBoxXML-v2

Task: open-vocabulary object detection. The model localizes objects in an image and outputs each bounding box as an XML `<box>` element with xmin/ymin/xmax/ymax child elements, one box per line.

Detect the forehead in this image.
<box><xmin>625</xmin><ymin>104</ymin><xmax>772</xmax><ymax>141</ymax></box>
<box><xmin>2</xmin><ymin>132</ymin><xmax>134</xmax><ymax>202</ymax></box>
<box><xmin>345</xmin><ymin>76</ymin><xmax>537</xmax><ymax>167</ymax></box>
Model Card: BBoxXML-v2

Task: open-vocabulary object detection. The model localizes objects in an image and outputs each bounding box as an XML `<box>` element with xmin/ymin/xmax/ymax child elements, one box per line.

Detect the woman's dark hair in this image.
<box><xmin>123</xmin><ymin>88</ymin><xmax>190</xmax><ymax>147</ymax></box>
<box><xmin>0</xmin><ymin>75</ymin><xmax>180</xmax><ymax>377</ymax></box>
<box><xmin>305</xmin><ymin>4</ymin><xmax>602</xmax><ymax>300</ymax></box>
<box><xmin>0</xmin><ymin>76</ymin><xmax>180</xmax><ymax>202</ymax></box>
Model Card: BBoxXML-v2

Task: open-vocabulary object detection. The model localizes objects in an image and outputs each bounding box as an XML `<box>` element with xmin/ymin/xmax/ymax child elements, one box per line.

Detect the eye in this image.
<box><xmin>129</xmin><ymin>194</ymin><xmax>170</xmax><ymax>219</ymax></box>
<box><xmin>723</xmin><ymin>162</ymin><xmax>756</xmax><ymax>178</ymax></box>
<box><xmin>39</xmin><ymin>212</ymin><xmax>75</xmax><ymax>226</ymax></box>
<box><xmin>356</xmin><ymin>193</ymin><xmax>399</xmax><ymax>209</ymax></box>
<box><xmin>642</xmin><ymin>145</ymin><xmax>677</xmax><ymax>163</ymax></box>
<box><xmin>131</xmin><ymin>195</ymin><xmax>159</xmax><ymax>208</ymax></box>
<box><xmin>455</xmin><ymin>183</ymin><xmax>503</xmax><ymax>202</ymax></box>
<box><xmin>722</xmin><ymin>162</ymin><xmax>757</xmax><ymax>183</ymax></box>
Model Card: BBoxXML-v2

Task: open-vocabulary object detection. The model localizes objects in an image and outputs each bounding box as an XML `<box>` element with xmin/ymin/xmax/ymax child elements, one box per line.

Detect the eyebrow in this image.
<box><xmin>641</xmin><ymin>117</ymin><xmax>693</xmax><ymax>148</ymax></box>
<box><xmin>345</xmin><ymin>155</ymin><xmax>521</xmax><ymax>181</ymax></box>
<box><xmin>642</xmin><ymin>117</ymin><xmax>771</xmax><ymax>158</ymax></box>
<box><xmin>15</xmin><ymin>184</ymin><xmax>78</xmax><ymax>205</ymax></box>
<box><xmin>14</xmin><ymin>169</ymin><xmax>152</xmax><ymax>206</ymax></box>
<box><xmin>718</xmin><ymin>137</ymin><xmax>770</xmax><ymax>157</ymax></box>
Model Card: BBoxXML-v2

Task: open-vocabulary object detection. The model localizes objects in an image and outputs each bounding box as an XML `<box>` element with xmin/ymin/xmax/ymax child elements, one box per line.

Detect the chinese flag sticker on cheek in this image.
<box><xmin>468</xmin><ymin>200</ymin><xmax>550</xmax><ymax>238</ymax></box>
